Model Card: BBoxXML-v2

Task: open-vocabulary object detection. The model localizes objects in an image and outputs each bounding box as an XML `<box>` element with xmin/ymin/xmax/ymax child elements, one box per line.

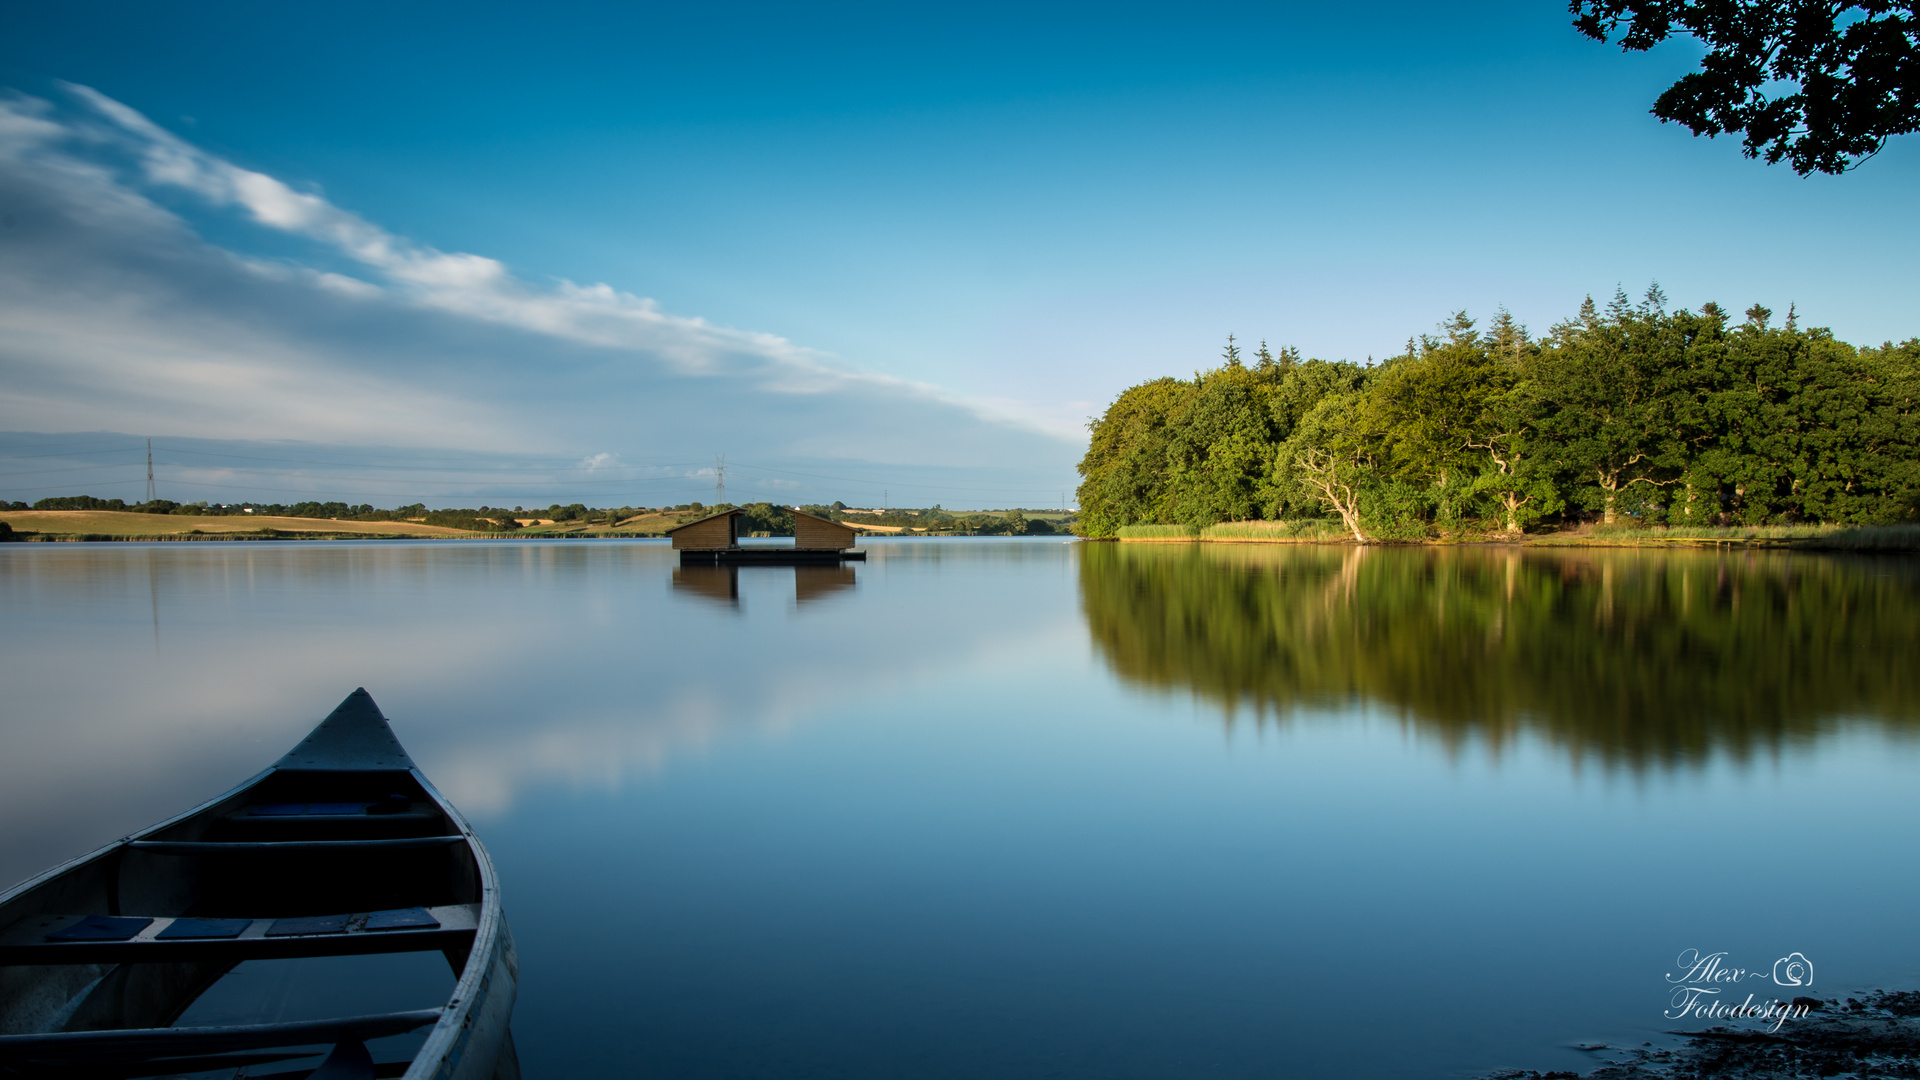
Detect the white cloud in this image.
<box><xmin>57</xmin><ymin>83</ymin><xmax>1060</xmax><ymax>417</ymax></box>
<box><xmin>0</xmin><ymin>85</ymin><xmax>1082</xmax><ymax>494</ymax></box>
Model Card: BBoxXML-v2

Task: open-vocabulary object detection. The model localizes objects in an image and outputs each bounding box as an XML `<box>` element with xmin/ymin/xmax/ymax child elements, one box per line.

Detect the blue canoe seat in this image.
<box><xmin>157</xmin><ymin>917</ymin><xmax>251</xmax><ymax>939</ymax></box>
<box><xmin>9</xmin><ymin>906</ymin><xmax>471</xmax><ymax>964</ymax></box>
<box><xmin>247</xmin><ymin>802</ymin><xmax>375</xmax><ymax>817</ymax></box>
<box><xmin>45</xmin><ymin>915</ymin><xmax>153</xmax><ymax>942</ymax></box>
<box><xmin>363</xmin><ymin>908</ymin><xmax>440</xmax><ymax>931</ymax></box>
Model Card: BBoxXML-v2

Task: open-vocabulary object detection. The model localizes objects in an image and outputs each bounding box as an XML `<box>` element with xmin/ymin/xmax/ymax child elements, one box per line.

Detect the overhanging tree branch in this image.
<box><xmin>1572</xmin><ymin>0</ymin><xmax>1919</xmax><ymax>174</ymax></box>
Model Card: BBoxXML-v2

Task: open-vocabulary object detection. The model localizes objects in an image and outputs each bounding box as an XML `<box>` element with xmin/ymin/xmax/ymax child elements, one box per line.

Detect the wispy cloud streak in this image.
<box><xmin>0</xmin><ymin>85</ymin><xmax>1079</xmax><ymax>490</ymax></box>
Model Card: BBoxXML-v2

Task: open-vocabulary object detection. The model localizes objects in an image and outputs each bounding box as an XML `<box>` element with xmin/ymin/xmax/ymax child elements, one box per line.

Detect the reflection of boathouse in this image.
<box><xmin>667</xmin><ymin>507</ymin><xmax>864</xmax><ymax>565</ymax></box>
<box><xmin>672</xmin><ymin>563</ymin><xmax>857</xmax><ymax>608</ymax></box>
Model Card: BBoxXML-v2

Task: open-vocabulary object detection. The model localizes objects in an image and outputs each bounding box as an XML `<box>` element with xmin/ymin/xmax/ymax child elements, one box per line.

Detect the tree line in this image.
<box><xmin>1075</xmin><ymin>291</ymin><xmax>1920</xmax><ymax>540</ymax></box>
<box><xmin>703</xmin><ymin>502</ymin><xmax>1067</xmax><ymax>536</ymax></box>
<box><xmin>10</xmin><ymin>496</ymin><xmax>565</xmax><ymax>532</ymax></box>
<box><xmin>10</xmin><ymin>495</ymin><xmax>1075</xmax><ymax>537</ymax></box>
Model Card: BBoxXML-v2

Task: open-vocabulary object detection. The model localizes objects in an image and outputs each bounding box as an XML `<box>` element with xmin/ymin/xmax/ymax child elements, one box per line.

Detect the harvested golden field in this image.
<box><xmin>507</xmin><ymin>511</ymin><xmax>681</xmax><ymax>535</ymax></box>
<box><xmin>0</xmin><ymin>510</ymin><xmax>475</xmax><ymax>538</ymax></box>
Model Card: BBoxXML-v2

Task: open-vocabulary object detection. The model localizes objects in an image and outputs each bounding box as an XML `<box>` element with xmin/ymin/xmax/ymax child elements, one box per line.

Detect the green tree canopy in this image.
<box><xmin>1076</xmin><ymin>296</ymin><xmax>1919</xmax><ymax>539</ymax></box>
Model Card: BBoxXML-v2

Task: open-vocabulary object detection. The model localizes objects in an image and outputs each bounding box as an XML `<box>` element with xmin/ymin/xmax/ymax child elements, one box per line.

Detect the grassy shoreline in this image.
<box><xmin>5</xmin><ymin>531</ymin><xmax>671</xmax><ymax>542</ymax></box>
<box><xmin>1109</xmin><ymin>521</ymin><xmax>1920</xmax><ymax>553</ymax></box>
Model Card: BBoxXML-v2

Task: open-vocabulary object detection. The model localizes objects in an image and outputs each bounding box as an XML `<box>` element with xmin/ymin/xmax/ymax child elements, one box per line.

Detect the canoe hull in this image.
<box><xmin>0</xmin><ymin>690</ymin><xmax>518</xmax><ymax>1080</ymax></box>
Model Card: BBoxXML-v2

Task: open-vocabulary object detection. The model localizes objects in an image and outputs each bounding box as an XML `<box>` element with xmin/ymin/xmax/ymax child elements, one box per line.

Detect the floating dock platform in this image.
<box><xmin>679</xmin><ymin>547</ymin><xmax>867</xmax><ymax>565</ymax></box>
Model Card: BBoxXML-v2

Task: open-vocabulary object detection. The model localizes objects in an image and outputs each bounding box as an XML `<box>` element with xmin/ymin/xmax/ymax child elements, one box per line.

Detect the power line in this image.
<box><xmin>150</xmin><ymin>445</ymin><xmax>711</xmax><ymax>474</ymax></box>
<box><xmin>723</xmin><ymin>460</ymin><xmax>1068</xmax><ymax>494</ymax></box>
<box><xmin>0</xmin><ymin>445</ymin><xmax>1075</xmax><ymax>493</ymax></box>
<box><xmin>0</xmin><ymin>445</ymin><xmax>1071</xmax><ymax>494</ymax></box>
<box><xmin>0</xmin><ymin>448</ymin><xmax>1075</xmax><ymax>503</ymax></box>
<box><xmin>0</xmin><ymin>479</ymin><xmax>147</xmax><ymax>493</ymax></box>
<box><xmin>0</xmin><ymin>446</ymin><xmax>145</xmax><ymax>461</ymax></box>
<box><xmin>139</xmin><ymin>464</ymin><xmax>732</xmax><ymax>489</ymax></box>
<box><xmin>0</xmin><ymin>463</ymin><xmax>144</xmax><ymax>479</ymax></box>
<box><xmin>157</xmin><ymin>478</ymin><xmax>722</xmax><ymax>500</ymax></box>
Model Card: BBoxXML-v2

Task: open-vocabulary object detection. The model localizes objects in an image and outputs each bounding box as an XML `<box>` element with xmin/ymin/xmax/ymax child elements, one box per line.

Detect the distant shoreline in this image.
<box><xmin>3</xmin><ymin>531</ymin><xmax>669</xmax><ymax>543</ymax></box>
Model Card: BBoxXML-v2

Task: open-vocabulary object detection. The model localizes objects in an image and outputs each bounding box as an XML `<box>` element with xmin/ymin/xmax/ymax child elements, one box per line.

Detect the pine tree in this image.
<box><xmin>1222</xmin><ymin>334</ymin><xmax>1242</xmax><ymax>367</ymax></box>
<box><xmin>1642</xmin><ymin>282</ymin><xmax>1667</xmax><ymax>313</ymax></box>
<box><xmin>1488</xmin><ymin>306</ymin><xmax>1530</xmax><ymax>365</ymax></box>
<box><xmin>1607</xmin><ymin>286</ymin><xmax>1634</xmax><ymax>323</ymax></box>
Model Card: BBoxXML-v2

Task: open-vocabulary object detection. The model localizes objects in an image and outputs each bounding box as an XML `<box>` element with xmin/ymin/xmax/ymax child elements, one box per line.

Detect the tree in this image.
<box><xmin>1280</xmin><ymin>392</ymin><xmax>1375</xmax><ymax>542</ymax></box>
<box><xmin>1531</xmin><ymin>298</ymin><xmax>1688</xmax><ymax>523</ymax></box>
<box><xmin>1160</xmin><ymin>364</ymin><xmax>1279</xmax><ymax>527</ymax></box>
<box><xmin>1366</xmin><ymin>315</ymin><xmax>1501</xmax><ymax>529</ymax></box>
<box><xmin>1078</xmin><ymin>378</ymin><xmax>1180</xmax><ymax>536</ymax></box>
<box><xmin>1572</xmin><ymin>0</ymin><xmax>1920</xmax><ymax>174</ymax></box>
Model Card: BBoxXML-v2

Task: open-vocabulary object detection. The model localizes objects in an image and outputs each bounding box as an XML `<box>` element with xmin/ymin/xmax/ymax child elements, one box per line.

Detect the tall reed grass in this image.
<box><xmin>1585</xmin><ymin>524</ymin><xmax>1837</xmax><ymax>542</ymax></box>
<box><xmin>1201</xmin><ymin>519</ymin><xmax>1349</xmax><ymax>542</ymax></box>
<box><xmin>1811</xmin><ymin>524</ymin><xmax>1920</xmax><ymax>552</ymax></box>
<box><xmin>1570</xmin><ymin>522</ymin><xmax>1920</xmax><ymax>552</ymax></box>
<box><xmin>1115</xmin><ymin>524</ymin><xmax>1199</xmax><ymax>540</ymax></box>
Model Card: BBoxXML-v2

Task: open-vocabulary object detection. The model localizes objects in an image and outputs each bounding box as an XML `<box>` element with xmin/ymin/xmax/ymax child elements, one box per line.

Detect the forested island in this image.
<box><xmin>1075</xmin><ymin>291</ymin><xmax>1920</xmax><ymax>542</ymax></box>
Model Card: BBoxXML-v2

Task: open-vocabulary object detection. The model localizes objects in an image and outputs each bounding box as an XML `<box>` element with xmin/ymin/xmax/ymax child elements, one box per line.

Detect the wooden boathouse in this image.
<box><xmin>667</xmin><ymin>507</ymin><xmax>865</xmax><ymax>565</ymax></box>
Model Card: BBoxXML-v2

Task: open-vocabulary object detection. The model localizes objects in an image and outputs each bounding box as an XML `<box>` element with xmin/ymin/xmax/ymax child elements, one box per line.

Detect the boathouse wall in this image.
<box><xmin>793</xmin><ymin>510</ymin><xmax>856</xmax><ymax>550</ymax></box>
<box><xmin>668</xmin><ymin>510</ymin><xmax>741</xmax><ymax>551</ymax></box>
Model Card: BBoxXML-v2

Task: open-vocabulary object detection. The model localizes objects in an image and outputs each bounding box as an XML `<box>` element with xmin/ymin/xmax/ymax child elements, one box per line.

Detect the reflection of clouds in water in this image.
<box><xmin>0</xmin><ymin>611</ymin><xmax>527</xmax><ymax>887</ymax></box>
<box><xmin>0</xmin><ymin>541</ymin><xmax>1081</xmax><ymax>870</ymax></box>
<box><xmin>429</xmin><ymin>687</ymin><xmax>737</xmax><ymax>818</ymax></box>
<box><xmin>427</xmin><ymin>622</ymin><xmax>1077</xmax><ymax>819</ymax></box>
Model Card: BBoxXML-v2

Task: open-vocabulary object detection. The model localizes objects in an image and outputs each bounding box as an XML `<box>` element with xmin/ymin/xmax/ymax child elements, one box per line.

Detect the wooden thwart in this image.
<box><xmin>0</xmin><ymin>905</ymin><xmax>478</xmax><ymax>965</ymax></box>
<box><xmin>0</xmin><ymin>1008</ymin><xmax>442</xmax><ymax>1061</ymax></box>
<box><xmin>127</xmin><ymin>836</ymin><xmax>465</xmax><ymax>855</ymax></box>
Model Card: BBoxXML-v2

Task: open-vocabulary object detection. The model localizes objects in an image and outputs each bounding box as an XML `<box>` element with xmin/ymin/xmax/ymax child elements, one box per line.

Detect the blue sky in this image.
<box><xmin>2</xmin><ymin>1</ymin><xmax>1915</xmax><ymax>509</ymax></box>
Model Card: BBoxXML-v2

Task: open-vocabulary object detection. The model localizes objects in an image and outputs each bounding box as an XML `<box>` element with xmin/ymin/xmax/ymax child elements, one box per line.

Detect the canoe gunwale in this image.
<box><xmin>401</xmin><ymin>765</ymin><xmax>514</xmax><ymax>1080</ymax></box>
<box><xmin>0</xmin><ymin>766</ymin><xmax>275</xmax><ymax>911</ymax></box>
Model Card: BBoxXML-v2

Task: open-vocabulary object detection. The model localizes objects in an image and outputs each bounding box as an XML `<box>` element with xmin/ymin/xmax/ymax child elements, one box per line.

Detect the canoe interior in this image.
<box><xmin>0</xmin><ymin>691</ymin><xmax>510</xmax><ymax>1080</ymax></box>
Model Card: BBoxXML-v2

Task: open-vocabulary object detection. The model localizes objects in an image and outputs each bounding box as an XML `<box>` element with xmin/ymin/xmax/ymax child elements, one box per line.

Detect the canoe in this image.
<box><xmin>0</xmin><ymin>689</ymin><xmax>518</xmax><ymax>1080</ymax></box>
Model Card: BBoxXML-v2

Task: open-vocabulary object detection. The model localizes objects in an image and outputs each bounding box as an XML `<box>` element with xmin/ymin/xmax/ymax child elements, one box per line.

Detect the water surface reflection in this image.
<box><xmin>5</xmin><ymin>539</ymin><xmax>1919</xmax><ymax>1080</ymax></box>
<box><xmin>1081</xmin><ymin>543</ymin><xmax>1920</xmax><ymax>769</ymax></box>
<box><xmin>670</xmin><ymin>563</ymin><xmax>860</xmax><ymax>608</ymax></box>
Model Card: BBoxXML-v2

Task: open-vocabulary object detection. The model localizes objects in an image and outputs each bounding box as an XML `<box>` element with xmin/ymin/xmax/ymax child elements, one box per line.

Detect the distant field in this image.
<box><xmin>2</xmin><ymin>508</ymin><xmax>1088</xmax><ymax>542</ymax></box>
<box><xmin>511</xmin><ymin>511</ymin><xmax>680</xmax><ymax>535</ymax></box>
<box><xmin>0</xmin><ymin>510</ymin><xmax>475</xmax><ymax>538</ymax></box>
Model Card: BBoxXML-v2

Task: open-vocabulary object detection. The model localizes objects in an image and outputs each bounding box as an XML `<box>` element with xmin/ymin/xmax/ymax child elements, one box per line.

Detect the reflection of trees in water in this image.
<box><xmin>1079</xmin><ymin>543</ymin><xmax>1920</xmax><ymax>769</ymax></box>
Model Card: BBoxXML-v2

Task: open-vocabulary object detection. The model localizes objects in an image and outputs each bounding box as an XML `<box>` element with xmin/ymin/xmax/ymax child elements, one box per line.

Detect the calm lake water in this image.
<box><xmin>3</xmin><ymin>538</ymin><xmax>1919</xmax><ymax>1078</ymax></box>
